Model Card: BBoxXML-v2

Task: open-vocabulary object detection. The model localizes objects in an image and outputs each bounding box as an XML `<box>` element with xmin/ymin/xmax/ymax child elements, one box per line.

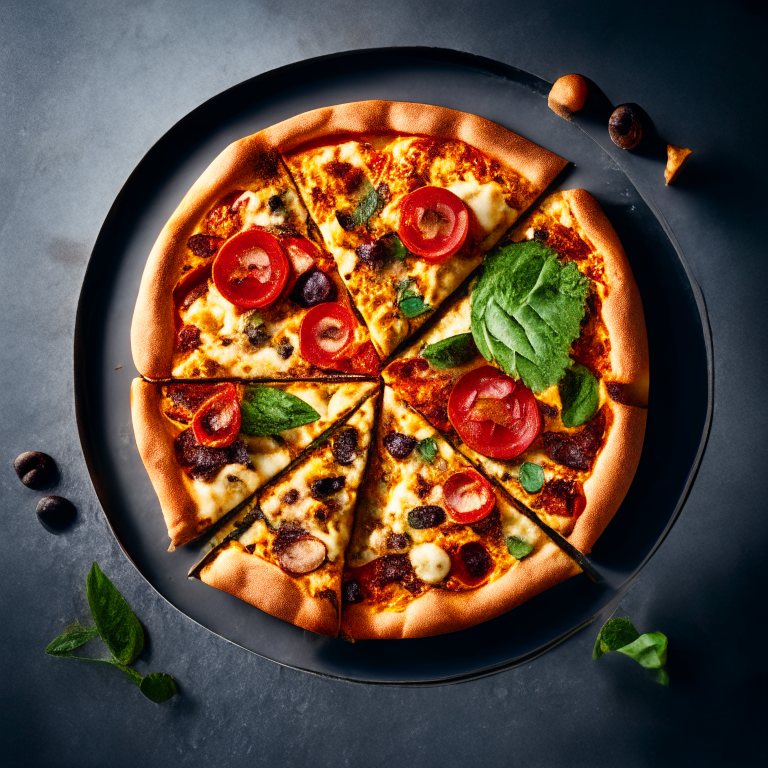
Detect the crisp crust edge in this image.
<box><xmin>341</xmin><ymin>540</ymin><xmax>580</xmax><ymax>640</ymax></box>
<box><xmin>199</xmin><ymin>544</ymin><xmax>340</xmax><ymax>637</ymax></box>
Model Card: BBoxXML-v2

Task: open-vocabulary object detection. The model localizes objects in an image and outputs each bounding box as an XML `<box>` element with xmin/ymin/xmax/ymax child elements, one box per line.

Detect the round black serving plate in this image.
<box><xmin>74</xmin><ymin>48</ymin><xmax>711</xmax><ymax>685</ymax></box>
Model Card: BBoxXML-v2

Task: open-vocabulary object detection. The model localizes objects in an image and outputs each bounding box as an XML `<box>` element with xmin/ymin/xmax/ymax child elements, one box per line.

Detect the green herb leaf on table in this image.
<box><xmin>139</xmin><ymin>673</ymin><xmax>179</xmax><ymax>703</ymax></box>
<box><xmin>44</xmin><ymin>620</ymin><xmax>100</xmax><ymax>657</ymax></box>
<box><xmin>617</xmin><ymin>631</ymin><xmax>668</xmax><ymax>669</ymax></box>
<box><xmin>416</xmin><ymin>437</ymin><xmax>438</xmax><ymax>463</ymax></box>
<box><xmin>396</xmin><ymin>278</ymin><xmax>431</xmax><ymax>319</ymax></box>
<box><xmin>335</xmin><ymin>180</ymin><xmax>379</xmax><ymax>231</ymax></box>
<box><xmin>559</xmin><ymin>363</ymin><xmax>600</xmax><ymax>427</ymax></box>
<box><xmin>240</xmin><ymin>386</ymin><xmax>320</xmax><ymax>437</ymax></box>
<box><xmin>506</xmin><ymin>536</ymin><xmax>534</xmax><ymax>560</ymax></box>
<box><xmin>593</xmin><ymin>616</ymin><xmax>669</xmax><ymax>685</ymax></box>
<box><xmin>470</xmin><ymin>240</ymin><xmax>589</xmax><ymax>393</ymax></box>
<box><xmin>87</xmin><ymin>562</ymin><xmax>144</xmax><ymax>666</ymax></box>
<box><xmin>518</xmin><ymin>462</ymin><xmax>545</xmax><ymax>494</ymax></box>
<box><xmin>421</xmin><ymin>333</ymin><xmax>477</xmax><ymax>369</ymax></box>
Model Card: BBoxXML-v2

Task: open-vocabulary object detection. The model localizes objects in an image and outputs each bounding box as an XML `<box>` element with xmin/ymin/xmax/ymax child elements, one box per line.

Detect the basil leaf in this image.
<box><xmin>86</xmin><ymin>563</ymin><xmax>144</xmax><ymax>666</ymax></box>
<box><xmin>652</xmin><ymin>669</ymin><xmax>670</xmax><ymax>687</ymax></box>
<box><xmin>470</xmin><ymin>240</ymin><xmax>589</xmax><ymax>393</ymax></box>
<box><xmin>617</xmin><ymin>631</ymin><xmax>668</xmax><ymax>669</ymax></box>
<box><xmin>45</xmin><ymin>621</ymin><xmax>100</xmax><ymax>657</ymax></box>
<box><xmin>559</xmin><ymin>363</ymin><xmax>600</xmax><ymax>427</ymax></box>
<box><xmin>598</xmin><ymin>617</ymin><xmax>640</xmax><ymax>653</ymax></box>
<box><xmin>380</xmin><ymin>233</ymin><xmax>409</xmax><ymax>261</ymax></box>
<box><xmin>335</xmin><ymin>181</ymin><xmax>379</xmax><ymax>230</ymax></box>
<box><xmin>139</xmin><ymin>672</ymin><xmax>178</xmax><ymax>703</ymax></box>
<box><xmin>422</xmin><ymin>334</ymin><xmax>477</xmax><ymax>369</ymax></box>
<box><xmin>518</xmin><ymin>462</ymin><xmax>545</xmax><ymax>494</ymax></box>
<box><xmin>400</xmin><ymin>296</ymin><xmax>432</xmax><ymax>319</ymax></box>
<box><xmin>396</xmin><ymin>277</ymin><xmax>418</xmax><ymax>303</ymax></box>
<box><xmin>240</xmin><ymin>386</ymin><xmax>320</xmax><ymax>437</ymax></box>
<box><xmin>506</xmin><ymin>536</ymin><xmax>534</xmax><ymax>560</ymax></box>
<box><xmin>417</xmin><ymin>437</ymin><xmax>438</xmax><ymax>463</ymax></box>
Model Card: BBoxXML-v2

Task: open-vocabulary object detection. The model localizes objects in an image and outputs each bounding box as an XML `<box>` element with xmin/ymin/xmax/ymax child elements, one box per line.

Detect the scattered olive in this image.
<box><xmin>533</xmin><ymin>229</ymin><xmax>549</xmax><ymax>243</ymax></box>
<box><xmin>36</xmin><ymin>495</ymin><xmax>76</xmax><ymax>533</ymax></box>
<box><xmin>311</xmin><ymin>476</ymin><xmax>346</xmax><ymax>499</ymax></box>
<box><xmin>282</xmin><ymin>488</ymin><xmax>299</xmax><ymax>505</ymax></box>
<box><xmin>383</xmin><ymin>432</ymin><xmax>417</xmax><ymax>460</ymax></box>
<box><xmin>332</xmin><ymin>428</ymin><xmax>358</xmax><ymax>466</ymax></box>
<box><xmin>276</xmin><ymin>339</ymin><xmax>294</xmax><ymax>359</ymax></box>
<box><xmin>355</xmin><ymin>240</ymin><xmax>387</xmax><ymax>269</ymax></box>
<box><xmin>387</xmin><ymin>532</ymin><xmax>410</xmax><ymax>551</ymax></box>
<box><xmin>343</xmin><ymin>579</ymin><xmax>363</xmax><ymax>604</ymax></box>
<box><xmin>608</xmin><ymin>105</ymin><xmax>643</xmax><ymax>150</ymax></box>
<box><xmin>268</xmin><ymin>195</ymin><xmax>283</xmax><ymax>212</ymax></box>
<box><xmin>290</xmin><ymin>267</ymin><xmax>337</xmax><ymax>307</ymax></box>
<box><xmin>245</xmin><ymin>323</ymin><xmax>270</xmax><ymax>348</ymax></box>
<box><xmin>459</xmin><ymin>542</ymin><xmax>493</xmax><ymax>580</ymax></box>
<box><xmin>14</xmin><ymin>451</ymin><xmax>56</xmax><ymax>488</ymax></box>
<box><xmin>407</xmin><ymin>505</ymin><xmax>446</xmax><ymax>530</ymax></box>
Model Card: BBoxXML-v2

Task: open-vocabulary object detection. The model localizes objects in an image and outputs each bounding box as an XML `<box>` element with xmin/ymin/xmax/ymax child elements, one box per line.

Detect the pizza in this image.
<box><xmin>130</xmin><ymin>101</ymin><xmax>648</xmax><ymax>639</ymax></box>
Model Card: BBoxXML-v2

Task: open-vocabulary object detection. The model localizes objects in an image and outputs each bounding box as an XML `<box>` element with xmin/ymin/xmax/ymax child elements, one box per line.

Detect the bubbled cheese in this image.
<box><xmin>409</xmin><ymin>543</ymin><xmax>451</xmax><ymax>584</ymax></box>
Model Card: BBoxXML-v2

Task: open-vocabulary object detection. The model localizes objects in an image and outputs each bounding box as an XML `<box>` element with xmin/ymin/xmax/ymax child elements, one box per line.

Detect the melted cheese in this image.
<box><xmin>409</xmin><ymin>543</ymin><xmax>451</xmax><ymax>584</ymax></box>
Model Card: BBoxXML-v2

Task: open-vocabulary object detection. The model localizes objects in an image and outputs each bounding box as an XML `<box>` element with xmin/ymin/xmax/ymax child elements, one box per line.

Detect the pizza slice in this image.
<box><xmin>341</xmin><ymin>387</ymin><xmax>581</xmax><ymax>640</ymax></box>
<box><xmin>131</xmin><ymin>135</ymin><xmax>379</xmax><ymax>381</ymax></box>
<box><xmin>383</xmin><ymin>190</ymin><xmax>648</xmax><ymax>553</ymax></box>
<box><xmin>277</xmin><ymin>101</ymin><xmax>567</xmax><ymax>359</ymax></box>
<box><xmin>131</xmin><ymin>378</ymin><xmax>377</xmax><ymax>549</ymax></box>
<box><xmin>192</xmin><ymin>391</ymin><xmax>377</xmax><ymax>637</ymax></box>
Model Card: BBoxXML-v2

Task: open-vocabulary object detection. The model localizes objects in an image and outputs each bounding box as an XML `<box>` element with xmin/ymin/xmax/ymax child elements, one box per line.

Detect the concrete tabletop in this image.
<box><xmin>1</xmin><ymin>1</ymin><xmax>765</xmax><ymax>766</ymax></box>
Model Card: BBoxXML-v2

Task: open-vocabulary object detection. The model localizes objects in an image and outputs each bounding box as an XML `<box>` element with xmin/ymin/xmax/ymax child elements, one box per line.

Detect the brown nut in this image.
<box><xmin>548</xmin><ymin>74</ymin><xmax>589</xmax><ymax>120</ymax></box>
<box><xmin>14</xmin><ymin>451</ymin><xmax>57</xmax><ymax>488</ymax></box>
<box><xmin>665</xmin><ymin>144</ymin><xmax>693</xmax><ymax>185</ymax></box>
<box><xmin>609</xmin><ymin>105</ymin><xmax>643</xmax><ymax>149</ymax></box>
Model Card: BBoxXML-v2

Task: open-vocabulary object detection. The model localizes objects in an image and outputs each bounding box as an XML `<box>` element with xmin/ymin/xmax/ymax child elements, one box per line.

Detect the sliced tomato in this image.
<box><xmin>282</xmin><ymin>236</ymin><xmax>318</xmax><ymax>293</ymax></box>
<box><xmin>191</xmin><ymin>383</ymin><xmax>241</xmax><ymax>448</ymax></box>
<box><xmin>212</xmin><ymin>229</ymin><xmax>288</xmax><ymax>308</ymax></box>
<box><xmin>299</xmin><ymin>303</ymin><xmax>356</xmax><ymax>370</ymax></box>
<box><xmin>397</xmin><ymin>186</ymin><xmax>469</xmax><ymax>263</ymax></box>
<box><xmin>173</xmin><ymin>263</ymin><xmax>212</xmax><ymax>331</ymax></box>
<box><xmin>448</xmin><ymin>366</ymin><xmax>541</xmax><ymax>460</ymax></box>
<box><xmin>347</xmin><ymin>341</ymin><xmax>381</xmax><ymax>376</ymax></box>
<box><xmin>443</xmin><ymin>470</ymin><xmax>495</xmax><ymax>524</ymax></box>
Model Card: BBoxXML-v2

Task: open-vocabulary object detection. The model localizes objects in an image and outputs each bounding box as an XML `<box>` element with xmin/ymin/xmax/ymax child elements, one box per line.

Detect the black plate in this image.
<box><xmin>74</xmin><ymin>48</ymin><xmax>712</xmax><ymax>685</ymax></box>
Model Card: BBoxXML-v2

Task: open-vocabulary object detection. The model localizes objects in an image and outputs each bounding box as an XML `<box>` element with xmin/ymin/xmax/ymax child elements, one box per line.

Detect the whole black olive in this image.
<box><xmin>290</xmin><ymin>268</ymin><xmax>337</xmax><ymax>308</ymax></box>
<box><xmin>276</xmin><ymin>339</ymin><xmax>294</xmax><ymax>359</ymax></box>
<box><xmin>343</xmin><ymin>579</ymin><xmax>363</xmax><ymax>604</ymax></box>
<box><xmin>407</xmin><ymin>505</ymin><xmax>446</xmax><ymax>530</ymax></box>
<box><xmin>245</xmin><ymin>323</ymin><xmax>270</xmax><ymax>348</ymax></box>
<box><xmin>311</xmin><ymin>476</ymin><xmax>346</xmax><ymax>499</ymax></box>
<box><xmin>355</xmin><ymin>240</ymin><xmax>387</xmax><ymax>269</ymax></box>
<box><xmin>609</xmin><ymin>105</ymin><xmax>643</xmax><ymax>150</ymax></box>
<box><xmin>36</xmin><ymin>495</ymin><xmax>76</xmax><ymax>533</ymax></box>
<box><xmin>383</xmin><ymin>432</ymin><xmax>417</xmax><ymax>460</ymax></box>
<box><xmin>14</xmin><ymin>451</ymin><xmax>56</xmax><ymax>489</ymax></box>
<box><xmin>459</xmin><ymin>542</ymin><xmax>493</xmax><ymax>579</ymax></box>
<box><xmin>387</xmin><ymin>532</ymin><xmax>410</xmax><ymax>551</ymax></box>
<box><xmin>332</xmin><ymin>428</ymin><xmax>358</xmax><ymax>466</ymax></box>
<box><xmin>268</xmin><ymin>195</ymin><xmax>283</xmax><ymax>212</ymax></box>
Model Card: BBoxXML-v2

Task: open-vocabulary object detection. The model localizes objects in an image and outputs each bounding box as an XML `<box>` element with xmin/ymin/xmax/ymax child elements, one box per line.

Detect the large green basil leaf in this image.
<box><xmin>86</xmin><ymin>563</ymin><xmax>144</xmax><ymax>666</ymax></box>
<box><xmin>559</xmin><ymin>363</ymin><xmax>600</xmax><ymax>427</ymax></box>
<box><xmin>518</xmin><ymin>462</ymin><xmax>545</xmax><ymax>494</ymax></box>
<box><xmin>240</xmin><ymin>386</ymin><xmax>320</xmax><ymax>436</ymax></box>
<box><xmin>421</xmin><ymin>333</ymin><xmax>477</xmax><ymax>369</ymax></box>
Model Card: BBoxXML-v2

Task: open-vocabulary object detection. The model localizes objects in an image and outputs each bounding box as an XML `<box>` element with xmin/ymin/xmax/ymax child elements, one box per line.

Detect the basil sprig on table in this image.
<box><xmin>559</xmin><ymin>363</ymin><xmax>600</xmax><ymax>427</ymax></box>
<box><xmin>396</xmin><ymin>278</ymin><xmax>432</xmax><ymax>319</ymax></box>
<box><xmin>470</xmin><ymin>240</ymin><xmax>589</xmax><ymax>393</ymax></box>
<box><xmin>45</xmin><ymin>563</ymin><xmax>178</xmax><ymax>703</ymax></box>
<box><xmin>594</xmin><ymin>616</ymin><xmax>670</xmax><ymax>686</ymax></box>
<box><xmin>240</xmin><ymin>385</ymin><xmax>320</xmax><ymax>436</ymax></box>
<box><xmin>421</xmin><ymin>333</ymin><xmax>477</xmax><ymax>369</ymax></box>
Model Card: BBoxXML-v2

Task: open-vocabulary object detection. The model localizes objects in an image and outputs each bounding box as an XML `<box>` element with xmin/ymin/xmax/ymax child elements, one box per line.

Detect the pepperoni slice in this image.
<box><xmin>212</xmin><ymin>229</ymin><xmax>289</xmax><ymax>309</ymax></box>
<box><xmin>398</xmin><ymin>186</ymin><xmax>469</xmax><ymax>263</ymax></box>
<box><xmin>448</xmin><ymin>366</ymin><xmax>541</xmax><ymax>460</ymax></box>
<box><xmin>299</xmin><ymin>303</ymin><xmax>356</xmax><ymax>370</ymax></box>
<box><xmin>191</xmin><ymin>383</ymin><xmax>241</xmax><ymax>448</ymax></box>
<box><xmin>443</xmin><ymin>470</ymin><xmax>495</xmax><ymax>524</ymax></box>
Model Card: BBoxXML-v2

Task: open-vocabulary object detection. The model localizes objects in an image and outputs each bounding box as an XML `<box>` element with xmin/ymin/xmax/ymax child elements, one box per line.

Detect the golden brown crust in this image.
<box><xmin>130</xmin><ymin>378</ymin><xmax>207</xmax><ymax>549</ymax></box>
<box><xmin>341</xmin><ymin>541</ymin><xmax>580</xmax><ymax>640</ymax></box>
<box><xmin>131</xmin><ymin>134</ymin><xmax>284</xmax><ymax>380</ymax></box>
<box><xmin>262</xmin><ymin>100</ymin><xmax>567</xmax><ymax>193</ymax></box>
<box><xmin>199</xmin><ymin>543</ymin><xmax>339</xmax><ymax>636</ymax></box>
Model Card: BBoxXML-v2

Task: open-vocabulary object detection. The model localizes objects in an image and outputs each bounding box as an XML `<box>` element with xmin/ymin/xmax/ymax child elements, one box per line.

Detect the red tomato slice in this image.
<box><xmin>443</xmin><ymin>469</ymin><xmax>495</xmax><ymax>524</ymax></box>
<box><xmin>282</xmin><ymin>236</ymin><xmax>318</xmax><ymax>293</ymax></box>
<box><xmin>448</xmin><ymin>366</ymin><xmax>541</xmax><ymax>460</ymax></box>
<box><xmin>212</xmin><ymin>229</ymin><xmax>289</xmax><ymax>308</ymax></box>
<box><xmin>191</xmin><ymin>383</ymin><xmax>241</xmax><ymax>448</ymax></box>
<box><xmin>398</xmin><ymin>186</ymin><xmax>469</xmax><ymax>262</ymax></box>
<box><xmin>299</xmin><ymin>303</ymin><xmax>356</xmax><ymax>370</ymax></box>
<box><xmin>347</xmin><ymin>341</ymin><xmax>381</xmax><ymax>376</ymax></box>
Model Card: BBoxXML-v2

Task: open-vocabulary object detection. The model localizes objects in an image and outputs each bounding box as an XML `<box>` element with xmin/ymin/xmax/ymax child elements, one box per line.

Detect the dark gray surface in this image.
<box><xmin>1</xmin><ymin>0</ymin><xmax>765</xmax><ymax>765</ymax></box>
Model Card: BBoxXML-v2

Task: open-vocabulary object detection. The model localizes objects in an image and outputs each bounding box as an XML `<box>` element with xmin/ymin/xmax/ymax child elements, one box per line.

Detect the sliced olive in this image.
<box><xmin>407</xmin><ymin>505</ymin><xmax>446</xmax><ymax>530</ymax></box>
<box><xmin>387</xmin><ymin>532</ymin><xmax>410</xmax><ymax>551</ymax></box>
<box><xmin>343</xmin><ymin>579</ymin><xmax>363</xmax><ymax>604</ymax></box>
<box><xmin>459</xmin><ymin>542</ymin><xmax>492</xmax><ymax>579</ymax></box>
<box><xmin>355</xmin><ymin>240</ymin><xmax>387</xmax><ymax>269</ymax></box>
<box><xmin>245</xmin><ymin>323</ymin><xmax>270</xmax><ymax>348</ymax></box>
<box><xmin>282</xmin><ymin>489</ymin><xmax>299</xmax><ymax>505</ymax></box>
<box><xmin>332</xmin><ymin>427</ymin><xmax>358</xmax><ymax>466</ymax></box>
<box><xmin>276</xmin><ymin>339</ymin><xmax>294</xmax><ymax>359</ymax></box>
<box><xmin>36</xmin><ymin>495</ymin><xmax>76</xmax><ymax>533</ymax></box>
<box><xmin>311</xmin><ymin>476</ymin><xmax>346</xmax><ymax>499</ymax></box>
<box><xmin>14</xmin><ymin>451</ymin><xmax>56</xmax><ymax>489</ymax></box>
<box><xmin>268</xmin><ymin>195</ymin><xmax>283</xmax><ymax>212</ymax></box>
<box><xmin>277</xmin><ymin>537</ymin><xmax>326</xmax><ymax>574</ymax></box>
<box><xmin>290</xmin><ymin>267</ymin><xmax>337</xmax><ymax>307</ymax></box>
<box><xmin>609</xmin><ymin>105</ymin><xmax>643</xmax><ymax>150</ymax></box>
<box><xmin>383</xmin><ymin>432</ymin><xmax>417</xmax><ymax>460</ymax></box>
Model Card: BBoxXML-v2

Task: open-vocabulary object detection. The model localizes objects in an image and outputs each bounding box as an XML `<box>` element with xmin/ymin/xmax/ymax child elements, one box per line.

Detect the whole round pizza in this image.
<box><xmin>130</xmin><ymin>101</ymin><xmax>648</xmax><ymax>639</ymax></box>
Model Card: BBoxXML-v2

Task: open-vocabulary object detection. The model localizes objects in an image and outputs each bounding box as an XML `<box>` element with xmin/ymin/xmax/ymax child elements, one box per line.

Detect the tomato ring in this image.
<box><xmin>448</xmin><ymin>366</ymin><xmax>541</xmax><ymax>460</ymax></box>
<box><xmin>299</xmin><ymin>303</ymin><xmax>357</xmax><ymax>370</ymax></box>
<box><xmin>191</xmin><ymin>383</ymin><xmax>241</xmax><ymax>448</ymax></box>
<box><xmin>397</xmin><ymin>186</ymin><xmax>469</xmax><ymax>263</ymax></box>
<box><xmin>212</xmin><ymin>229</ymin><xmax>288</xmax><ymax>308</ymax></box>
<box><xmin>443</xmin><ymin>469</ymin><xmax>495</xmax><ymax>524</ymax></box>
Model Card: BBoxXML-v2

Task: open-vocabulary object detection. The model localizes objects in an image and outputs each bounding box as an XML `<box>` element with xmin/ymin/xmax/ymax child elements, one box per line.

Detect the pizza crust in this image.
<box><xmin>199</xmin><ymin>543</ymin><xmax>339</xmax><ymax>636</ymax></box>
<box><xmin>342</xmin><ymin>540</ymin><xmax>580</xmax><ymax>640</ymax></box>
